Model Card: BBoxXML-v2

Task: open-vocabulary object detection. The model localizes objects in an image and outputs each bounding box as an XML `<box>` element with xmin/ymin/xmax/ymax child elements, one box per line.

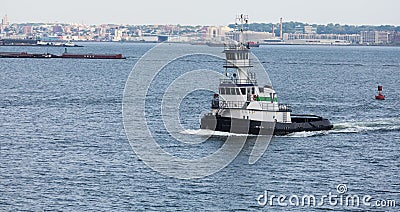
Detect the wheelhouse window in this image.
<box><xmin>225</xmin><ymin>88</ymin><xmax>231</xmax><ymax>95</ymax></box>
<box><xmin>230</xmin><ymin>88</ymin><xmax>236</xmax><ymax>95</ymax></box>
<box><xmin>240</xmin><ymin>88</ymin><xmax>246</xmax><ymax>95</ymax></box>
<box><xmin>227</xmin><ymin>53</ymin><xmax>236</xmax><ymax>60</ymax></box>
<box><xmin>220</xmin><ymin>87</ymin><xmax>243</xmax><ymax>95</ymax></box>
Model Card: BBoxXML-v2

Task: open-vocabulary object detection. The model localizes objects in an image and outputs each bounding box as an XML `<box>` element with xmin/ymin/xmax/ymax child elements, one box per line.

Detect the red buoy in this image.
<box><xmin>375</xmin><ymin>85</ymin><xmax>385</xmax><ymax>100</ymax></box>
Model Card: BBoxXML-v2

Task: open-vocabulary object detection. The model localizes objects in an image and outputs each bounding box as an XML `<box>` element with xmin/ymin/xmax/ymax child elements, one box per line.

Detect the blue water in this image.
<box><xmin>1</xmin><ymin>43</ymin><xmax>399</xmax><ymax>211</ymax></box>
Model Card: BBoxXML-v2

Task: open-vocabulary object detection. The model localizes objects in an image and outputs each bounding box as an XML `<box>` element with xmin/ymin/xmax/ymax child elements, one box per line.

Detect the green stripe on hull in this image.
<box><xmin>256</xmin><ymin>97</ymin><xmax>278</xmax><ymax>102</ymax></box>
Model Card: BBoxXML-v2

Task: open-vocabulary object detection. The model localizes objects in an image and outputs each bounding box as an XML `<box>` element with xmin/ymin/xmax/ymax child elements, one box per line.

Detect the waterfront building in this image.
<box><xmin>374</xmin><ymin>31</ymin><xmax>389</xmax><ymax>44</ymax></box>
<box><xmin>284</xmin><ymin>33</ymin><xmax>360</xmax><ymax>44</ymax></box>
<box><xmin>22</xmin><ymin>26</ymin><xmax>33</xmax><ymax>35</ymax></box>
<box><xmin>207</xmin><ymin>26</ymin><xmax>231</xmax><ymax>39</ymax></box>
<box><xmin>304</xmin><ymin>25</ymin><xmax>317</xmax><ymax>34</ymax></box>
<box><xmin>225</xmin><ymin>31</ymin><xmax>274</xmax><ymax>43</ymax></box>
<box><xmin>360</xmin><ymin>31</ymin><xmax>390</xmax><ymax>44</ymax></box>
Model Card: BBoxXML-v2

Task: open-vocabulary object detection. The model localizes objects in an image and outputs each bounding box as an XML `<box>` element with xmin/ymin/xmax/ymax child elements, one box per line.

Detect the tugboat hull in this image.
<box><xmin>200</xmin><ymin>114</ymin><xmax>333</xmax><ymax>136</ymax></box>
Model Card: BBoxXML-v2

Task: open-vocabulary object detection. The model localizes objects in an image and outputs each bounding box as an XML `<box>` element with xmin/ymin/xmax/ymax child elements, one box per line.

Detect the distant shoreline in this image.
<box><xmin>1</xmin><ymin>39</ymin><xmax>399</xmax><ymax>47</ymax></box>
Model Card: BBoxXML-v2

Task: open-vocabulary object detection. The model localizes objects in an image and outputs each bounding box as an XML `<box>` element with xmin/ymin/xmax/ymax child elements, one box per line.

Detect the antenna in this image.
<box><xmin>235</xmin><ymin>14</ymin><xmax>248</xmax><ymax>45</ymax></box>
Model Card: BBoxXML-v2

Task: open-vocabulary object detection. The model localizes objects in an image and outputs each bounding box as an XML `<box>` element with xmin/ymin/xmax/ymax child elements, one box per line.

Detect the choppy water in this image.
<box><xmin>1</xmin><ymin>43</ymin><xmax>399</xmax><ymax>211</ymax></box>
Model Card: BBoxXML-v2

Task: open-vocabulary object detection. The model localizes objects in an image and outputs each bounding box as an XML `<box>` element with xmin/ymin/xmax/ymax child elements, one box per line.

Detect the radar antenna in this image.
<box><xmin>235</xmin><ymin>14</ymin><xmax>249</xmax><ymax>45</ymax></box>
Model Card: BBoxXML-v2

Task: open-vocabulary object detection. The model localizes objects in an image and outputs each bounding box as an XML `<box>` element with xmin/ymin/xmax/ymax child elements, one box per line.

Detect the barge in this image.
<box><xmin>0</xmin><ymin>52</ymin><xmax>125</xmax><ymax>59</ymax></box>
<box><xmin>61</xmin><ymin>53</ymin><xmax>125</xmax><ymax>59</ymax></box>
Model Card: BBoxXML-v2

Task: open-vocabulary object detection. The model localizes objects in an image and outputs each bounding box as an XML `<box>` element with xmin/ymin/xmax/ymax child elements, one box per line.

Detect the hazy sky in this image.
<box><xmin>2</xmin><ymin>0</ymin><xmax>400</xmax><ymax>26</ymax></box>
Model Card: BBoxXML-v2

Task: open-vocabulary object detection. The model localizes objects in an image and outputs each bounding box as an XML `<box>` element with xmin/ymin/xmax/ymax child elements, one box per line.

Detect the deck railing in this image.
<box><xmin>278</xmin><ymin>104</ymin><xmax>292</xmax><ymax>112</ymax></box>
<box><xmin>219</xmin><ymin>101</ymin><xmax>246</xmax><ymax>109</ymax></box>
<box><xmin>220</xmin><ymin>78</ymin><xmax>257</xmax><ymax>85</ymax></box>
<box><xmin>217</xmin><ymin>100</ymin><xmax>292</xmax><ymax>112</ymax></box>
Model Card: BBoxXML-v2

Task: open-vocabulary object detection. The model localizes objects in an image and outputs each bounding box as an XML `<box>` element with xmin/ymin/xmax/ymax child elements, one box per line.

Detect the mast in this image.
<box><xmin>223</xmin><ymin>14</ymin><xmax>255</xmax><ymax>85</ymax></box>
<box><xmin>235</xmin><ymin>14</ymin><xmax>248</xmax><ymax>45</ymax></box>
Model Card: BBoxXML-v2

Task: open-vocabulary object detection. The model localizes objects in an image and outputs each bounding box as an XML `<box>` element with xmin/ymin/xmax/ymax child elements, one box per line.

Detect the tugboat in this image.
<box><xmin>200</xmin><ymin>14</ymin><xmax>333</xmax><ymax>136</ymax></box>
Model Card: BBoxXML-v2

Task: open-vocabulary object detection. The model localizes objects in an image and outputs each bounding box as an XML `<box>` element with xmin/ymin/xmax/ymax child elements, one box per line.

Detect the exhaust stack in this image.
<box><xmin>272</xmin><ymin>24</ymin><xmax>275</xmax><ymax>37</ymax></box>
<box><xmin>280</xmin><ymin>17</ymin><xmax>283</xmax><ymax>40</ymax></box>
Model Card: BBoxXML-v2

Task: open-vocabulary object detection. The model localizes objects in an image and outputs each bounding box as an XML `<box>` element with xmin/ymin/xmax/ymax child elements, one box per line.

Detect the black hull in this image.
<box><xmin>200</xmin><ymin>114</ymin><xmax>333</xmax><ymax>136</ymax></box>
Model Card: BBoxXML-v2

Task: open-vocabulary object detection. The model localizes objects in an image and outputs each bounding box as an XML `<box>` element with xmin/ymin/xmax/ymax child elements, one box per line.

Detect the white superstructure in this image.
<box><xmin>212</xmin><ymin>14</ymin><xmax>292</xmax><ymax>124</ymax></box>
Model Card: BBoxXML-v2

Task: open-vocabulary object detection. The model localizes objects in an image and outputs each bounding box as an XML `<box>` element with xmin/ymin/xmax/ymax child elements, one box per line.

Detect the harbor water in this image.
<box><xmin>1</xmin><ymin>43</ymin><xmax>399</xmax><ymax>210</ymax></box>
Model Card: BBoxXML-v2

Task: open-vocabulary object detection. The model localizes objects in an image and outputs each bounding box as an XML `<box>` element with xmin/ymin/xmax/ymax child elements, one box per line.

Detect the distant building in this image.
<box><xmin>360</xmin><ymin>31</ymin><xmax>375</xmax><ymax>44</ymax></box>
<box><xmin>391</xmin><ymin>31</ymin><xmax>400</xmax><ymax>44</ymax></box>
<box><xmin>284</xmin><ymin>33</ymin><xmax>360</xmax><ymax>44</ymax></box>
<box><xmin>294</xmin><ymin>25</ymin><xmax>303</xmax><ymax>34</ymax></box>
<box><xmin>375</xmin><ymin>31</ymin><xmax>389</xmax><ymax>44</ymax></box>
<box><xmin>22</xmin><ymin>26</ymin><xmax>33</xmax><ymax>35</ymax></box>
<box><xmin>63</xmin><ymin>26</ymin><xmax>71</xmax><ymax>34</ymax></box>
<box><xmin>2</xmin><ymin>14</ymin><xmax>9</xmax><ymax>26</ymax></box>
<box><xmin>304</xmin><ymin>25</ymin><xmax>317</xmax><ymax>34</ymax></box>
<box><xmin>225</xmin><ymin>31</ymin><xmax>274</xmax><ymax>43</ymax></box>
<box><xmin>52</xmin><ymin>25</ymin><xmax>63</xmax><ymax>33</ymax></box>
<box><xmin>112</xmin><ymin>28</ymin><xmax>123</xmax><ymax>41</ymax></box>
<box><xmin>96</xmin><ymin>25</ymin><xmax>107</xmax><ymax>37</ymax></box>
<box><xmin>207</xmin><ymin>26</ymin><xmax>231</xmax><ymax>39</ymax></box>
<box><xmin>1</xmin><ymin>14</ymin><xmax>10</xmax><ymax>33</ymax></box>
<box><xmin>360</xmin><ymin>31</ymin><xmax>390</xmax><ymax>44</ymax></box>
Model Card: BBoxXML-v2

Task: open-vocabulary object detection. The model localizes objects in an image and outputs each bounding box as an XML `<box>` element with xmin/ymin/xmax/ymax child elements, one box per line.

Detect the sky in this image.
<box><xmin>1</xmin><ymin>0</ymin><xmax>400</xmax><ymax>26</ymax></box>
